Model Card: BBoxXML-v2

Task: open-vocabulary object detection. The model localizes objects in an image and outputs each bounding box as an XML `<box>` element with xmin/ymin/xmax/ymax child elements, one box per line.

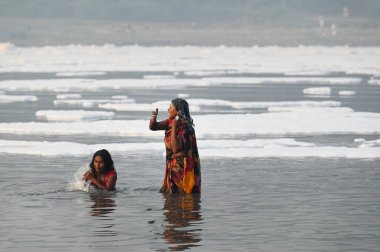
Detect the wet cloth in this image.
<box><xmin>103</xmin><ymin>169</ymin><xmax>117</xmax><ymax>186</ymax></box>
<box><xmin>160</xmin><ymin>118</ymin><xmax>201</xmax><ymax>194</ymax></box>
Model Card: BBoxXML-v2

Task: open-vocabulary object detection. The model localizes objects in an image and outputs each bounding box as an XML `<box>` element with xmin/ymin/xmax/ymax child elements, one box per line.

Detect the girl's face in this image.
<box><xmin>93</xmin><ymin>156</ymin><xmax>105</xmax><ymax>174</ymax></box>
<box><xmin>167</xmin><ymin>103</ymin><xmax>178</xmax><ymax>119</ymax></box>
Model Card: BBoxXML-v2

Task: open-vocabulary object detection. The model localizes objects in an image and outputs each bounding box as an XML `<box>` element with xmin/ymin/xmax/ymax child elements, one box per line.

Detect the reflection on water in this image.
<box><xmin>161</xmin><ymin>193</ymin><xmax>203</xmax><ymax>251</ymax></box>
<box><xmin>88</xmin><ymin>193</ymin><xmax>117</xmax><ymax>237</ymax></box>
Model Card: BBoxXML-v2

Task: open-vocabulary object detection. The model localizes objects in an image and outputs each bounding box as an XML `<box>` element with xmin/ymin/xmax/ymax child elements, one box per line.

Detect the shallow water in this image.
<box><xmin>1</xmin><ymin>155</ymin><xmax>379</xmax><ymax>251</ymax></box>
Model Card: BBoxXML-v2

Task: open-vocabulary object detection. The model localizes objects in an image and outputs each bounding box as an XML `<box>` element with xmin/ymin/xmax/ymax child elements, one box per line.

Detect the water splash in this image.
<box><xmin>67</xmin><ymin>163</ymin><xmax>91</xmax><ymax>192</ymax></box>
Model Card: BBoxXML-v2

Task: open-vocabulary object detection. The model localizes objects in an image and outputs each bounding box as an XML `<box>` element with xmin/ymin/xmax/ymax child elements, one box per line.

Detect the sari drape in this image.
<box><xmin>160</xmin><ymin>118</ymin><xmax>201</xmax><ymax>194</ymax></box>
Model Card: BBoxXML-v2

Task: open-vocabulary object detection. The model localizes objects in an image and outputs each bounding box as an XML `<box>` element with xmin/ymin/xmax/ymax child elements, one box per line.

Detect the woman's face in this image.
<box><xmin>93</xmin><ymin>156</ymin><xmax>105</xmax><ymax>174</ymax></box>
<box><xmin>167</xmin><ymin>102</ymin><xmax>178</xmax><ymax>119</ymax></box>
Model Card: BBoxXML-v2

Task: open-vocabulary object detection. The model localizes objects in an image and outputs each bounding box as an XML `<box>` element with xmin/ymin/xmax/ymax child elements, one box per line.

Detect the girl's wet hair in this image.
<box><xmin>171</xmin><ymin>98</ymin><xmax>194</xmax><ymax>126</ymax></box>
<box><xmin>90</xmin><ymin>149</ymin><xmax>115</xmax><ymax>174</ymax></box>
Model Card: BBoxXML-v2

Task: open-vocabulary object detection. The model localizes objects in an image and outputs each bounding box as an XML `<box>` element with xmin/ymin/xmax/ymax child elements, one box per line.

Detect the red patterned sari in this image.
<box><xmin>160</xmin><ymin>118</ymin><xmax>201</xmax><ymax>194</ymax></box>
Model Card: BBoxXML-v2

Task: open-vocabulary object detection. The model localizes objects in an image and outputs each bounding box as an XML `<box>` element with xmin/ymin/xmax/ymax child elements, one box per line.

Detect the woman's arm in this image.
<box><xmin>149</xmin><ymin>108</ymin><xmax>168</xmax><ymax>131</ymax></box>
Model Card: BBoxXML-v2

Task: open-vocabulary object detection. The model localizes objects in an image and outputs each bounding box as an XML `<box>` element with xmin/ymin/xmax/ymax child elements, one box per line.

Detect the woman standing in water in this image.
<box><xmin>149</xmin><ymin>98</ymin><xmax>201</xmax><ymax>194</ymax></box>
<box><xmin>83</xmin><ymin>149</ymin><xmax>117</xmax><ymax>191</ymax></box>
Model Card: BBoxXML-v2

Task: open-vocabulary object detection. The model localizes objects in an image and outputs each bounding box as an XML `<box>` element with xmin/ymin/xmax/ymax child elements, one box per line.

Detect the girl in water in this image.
<box><xmin>83</xmin><ymin>149</ymin><xmax>117</xmax><ymax>191</ymax></box>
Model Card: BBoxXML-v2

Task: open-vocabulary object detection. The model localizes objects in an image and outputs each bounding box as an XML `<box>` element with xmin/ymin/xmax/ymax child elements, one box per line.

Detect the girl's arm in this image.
<box><xmin>83</xmin><ymin>171</ymin><xmax>115</xmax><ymax>191</ymax></box>
<box><xmin>83</xmin><ymin>171</ymin><xmax>94</xmax><ymax>181</ymax></box>
<box><xmin>89</xmin><ymin>177</ymin><xmax>107</xmax><ymax>190</ymax></box>
<box><xmin>104</xmin><ymin>175</ymin><xmax>117</xmax><ymax>191</ymax></box>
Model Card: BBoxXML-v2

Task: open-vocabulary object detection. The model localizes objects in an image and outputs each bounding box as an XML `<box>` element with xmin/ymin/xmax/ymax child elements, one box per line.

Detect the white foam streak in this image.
<box><xmin>0</xmin><ymin>79</ymin><xmax>199</xmax><ymax>92</ymax></box>
<box><xmin>338</xmin><ymin>90</ymin><xmax>356</xmax><ymax>96</ymax></box>
<box><xmin>54</xmin><ymin>98</ymin><xmax>135</xmax><ymax>108</ymax></box>
<box><xmin>99</xmin><ymin>99</ymin><xmax>341</xmax><ymax>112</ymax></box>
<box><xmin>201</xmin><ymin>146</ymin><xmax>380</xmax><ymax>159</ymax></box>
<box><xmin>0</xmin><ymin>93</ymin><xmax>38</xmax><ymax>103</ymax></box>
<box><xmin>0</xmin><ymin>77</ymin><xmax>363</xmax><ymax>93</ymax></box>
<box><xmin>303</xmin><ymin>87</ymin><xmax>331</xmax><ymax>95</ymax></box>
<box><xmin>1</xmin><ymin>45</ymin><xmax>380</xmax><ymax>76</ymax></box>
<box><xmin>0</xmin><ymin>112</ymin><xmax>379</xmax><ymax>136</ymax></box>
<box><xmin>196</xmin><ymin>113</ymin><xmax>380</xmax><ymax>136</ymax></box>
<box><xmin>359</xmin><ymin>139</ymin><xmax>380</xmax><ymax>148</ymax></box>
<box><xmin>202</xmin><ymin>77</ymin><xmax>361</xmax><ymax>86</ymax></box>
<box><xmin>143</xmin><ymin>75</ymin><xmax>176</xmax><ymax>79</ymax></box>
<box><xmin>56</xmin><ymin>94</ymin><xmax>82</xmax><ymax>99</ymax></box>
<box><xmin>56</xmin><ymin>71</ymin><xmax>106</xmax><ymax>77</ymax></box>
<box><xmin>368</xmin><ymin>79</ymin><xmax>380</xmax><ymax>85</ymax></box>
<box><xmin>184</xmin><ymin>70</ymin><xmax>229</xmax><ymax>76</ymax></box>
<box><xmin>36</xmin><ymin>110</ymin><xmax>115</xmax><ymax>122</ymax></box>
<box><xmin>267</xmin><ymin>107</ymin><xmax>353</xmax><ymax>113</ymax></box>
<box><xmin>186</xmin><ymin>99</ymin><xmax>340</xmax><ymax>109</ymax></box>
<box><xmin>0</xmin><ymin>139</ymin><xmax>163</xmax><ymax>156</ymax></box>
<box><xmin>0</xmin><ymin>139</ymin><xmax>379</xmax><ymax>159</ymax></box>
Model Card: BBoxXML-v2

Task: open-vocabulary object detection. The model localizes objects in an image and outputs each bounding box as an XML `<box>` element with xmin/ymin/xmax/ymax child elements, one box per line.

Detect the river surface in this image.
<box><xmin>1</xmin><ymin>45</ymin><xmax>380</xmax><ymax>251</ymax></box>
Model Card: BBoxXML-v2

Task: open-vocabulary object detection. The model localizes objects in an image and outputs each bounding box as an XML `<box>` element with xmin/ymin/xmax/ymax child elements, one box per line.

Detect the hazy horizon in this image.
<box><xmin>1</xmin><ymin>0</ymin><xmax>380</xmax><ymax>46</ymax></box>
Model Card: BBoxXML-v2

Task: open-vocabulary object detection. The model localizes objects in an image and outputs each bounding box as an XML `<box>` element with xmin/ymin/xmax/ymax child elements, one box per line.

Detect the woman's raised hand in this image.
<box><xmin>151</xmin><ymin>108</ymin><xmax>158</xmax><ymax>118</ymax></box>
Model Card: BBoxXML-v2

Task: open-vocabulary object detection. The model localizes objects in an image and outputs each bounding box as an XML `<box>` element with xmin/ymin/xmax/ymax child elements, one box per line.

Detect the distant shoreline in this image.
<box><xmin>1</xmin><ymin>19</ymin><xmax>380</xmax><ymax>47</ymax></box>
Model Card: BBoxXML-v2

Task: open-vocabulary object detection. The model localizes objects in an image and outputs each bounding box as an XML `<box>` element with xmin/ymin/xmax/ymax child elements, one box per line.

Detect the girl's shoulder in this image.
<box><xmin>106</xmin><ymin>169</ymin><xmax>117</xmax><ymax>177</ymax></box>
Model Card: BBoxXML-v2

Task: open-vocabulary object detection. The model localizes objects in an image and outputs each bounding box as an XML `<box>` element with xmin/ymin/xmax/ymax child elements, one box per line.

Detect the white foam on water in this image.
<box><xmin>0</xmin><ymin>93</ymin><xmax>38</xmax><ymax>103</ymax></box>
<box><xmin>112</xmin><ymin>95</ymin><xmax>129</xmax><ymax>99</ymax></box>
<box><xmin>195</xmin><ymin>112</ymin><xmax>380</xmax><ymax>136</ymax></box>
<box><xmin>1</xmin><ymin>45</ymin><xmax>380</xmax><ymax>76</ymax></box>
<box><xmin>368</xmin><ymin>79</ymin><xmax>380</xmax><ymax>85</ymax></box>
<box><xmin>1</xmin><ymin>111</ymin><xmax>380</xmax><ymax>136</ymax></box>
<box><xmin>99</xmin><ymin>102</ymin><xmax>184</xmax><ymax>112</ymax></box>
<box><xmin>183</xmin><ymin>70</ymin><xmax>229</xmax><ymax>76</ymax></box>
<box><xmin>201</xmin><ymin>77</ymin><xmax>361</xmax><ymax>86</ymax></box>
<box><xmin>99</xmin><ymin>99</ymin><xmax>341</xmax><ymax>112</ymax></box>
<box><xmin>0</xmin><ymin>139</ymin><xmax>163</xmax><ymax>156</ymax></box>
<box><xmin>0</xmin><ymin>79</ymin><xmax>197</xmax><ymax>92</ymax></box>
<box><xmin>186</xmin><ymin>99</ymin><xmax>341</xmax><ymax>109</ymax></box>
<box><xmin>56</xmin><ymin>94</ymin><xmax>82</xmax><ymax>99</ymax></box>
<box><xmin>0</xmin><ymin>139</ymin><xmax>93</xmax><ymax>156</ymax></box>
<box><xmin>35</xmin><ymin>110</ymin><xmax>115</xmax><ymax>122</ymax></box>
<box><xmin>200</xmin><ymin>146</ymin><xmax>380</xmax><ymax>159</ymax></box>
<box><xmin>359</xmin><ymin>139</ymin><xmax>380</xmax><ymax>148</ymax></box>
<box><xmin>177</xmin><ymin>93</ymin><xmax>189</xmax><ymax>98</ymax></box>
<box><xmin>143</xmin><ymin>75</ymin><xmax>176</xmax><ymax>79</ymax></box>
<box><xmin>285</xmin><ymin>71</ymin><xmax>332</xmax><ymax>76</ymax></box>
<box><xmin>354</xmin><ymin>138</ymin><xmax>366</xmax><ymax>143</ymax></box>
<box><xmin>0</xmin><ymin>77</ymin><xmax>363</xmax><ymax>93</ymax></box>
<box><xmin>0</xmin><ymin>139</ymin><xmax>379</xmax><ymax>159</ymax></box>
<box><xmin>267</xmin><ymin>107</ymin><xmax>353</xmax><ymax>113</ymax></box>
<box><xmin>56</xmin><ymin>71</ymin><xmax>106</xmax><ymax>77</ymax></box>
<box><xmin>338</xmin><ymin>90</ymin><xmax>356</xmax><ymax>96</ymax></box>
<box><xmin>54</xmin><ymin>98</ymin><xmax>135</xmax><ymax>108</ymax></box>
<box><xmin>200</xmin><ymin>138</ymin><xmax>315</xmax><ymax>148</ymax></box>
<box><xmin>303</xmin><ymin>87</ymin><xmax>331</xmax><ymax>95</ymax></box>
